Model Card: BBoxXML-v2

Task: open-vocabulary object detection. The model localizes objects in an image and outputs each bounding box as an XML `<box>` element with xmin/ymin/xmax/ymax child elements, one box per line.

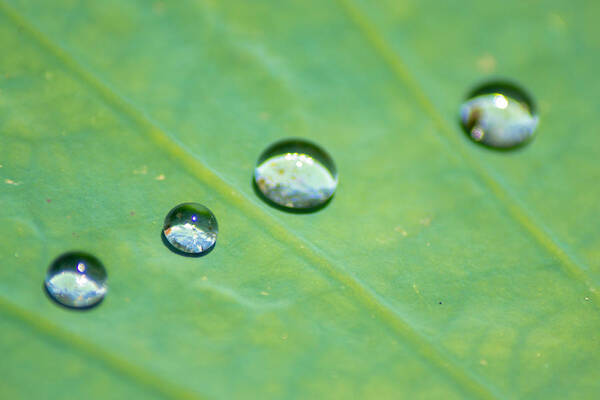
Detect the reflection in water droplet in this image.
<box><xmin>45</xmin><ymin>252</ymin><xmax>107</xmax><ymax>309</ymax></box>
<box><xmin>460</xmin><ymin>82</ymin><xmax>538</xmax><ymax>148</ymax></box>
<box><xmin>163</xmin><ymin>203</ymin><xmax>218</xmax><ymax>255</ymax></box>
<box><xmin>254</xmin><ymin>139</ymin><xmax>337</xmax><ymax>210</ymax></box>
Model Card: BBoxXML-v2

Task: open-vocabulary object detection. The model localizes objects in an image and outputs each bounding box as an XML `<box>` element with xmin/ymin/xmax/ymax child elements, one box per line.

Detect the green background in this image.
<box><xmin>1</xmin><ymin>0</ymin><xmax>599</xmax><ymax>398</ymax></box>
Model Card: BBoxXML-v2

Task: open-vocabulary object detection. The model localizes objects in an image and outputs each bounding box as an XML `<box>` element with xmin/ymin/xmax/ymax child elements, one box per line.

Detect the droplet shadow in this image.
<box><xmin>466</xmin><ymin>80</ymin><xmax>536</xmax><ymax>112</ymax></box>
<box><xmin>160</xmin><ymin>230</ymin><xmax>216</xmax><ymax>257</ymax></box>
<box><xmin>251</xmin><ymin>177</ymin><xmax>333</xmax><ymax>214</ymax></box>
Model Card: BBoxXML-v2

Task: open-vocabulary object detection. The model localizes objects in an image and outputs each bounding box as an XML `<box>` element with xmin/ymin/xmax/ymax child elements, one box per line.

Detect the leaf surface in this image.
<box><xmin>1</xmin><ymin>1</ymin><xmax>599</xmax><ymax>398</ymax></box>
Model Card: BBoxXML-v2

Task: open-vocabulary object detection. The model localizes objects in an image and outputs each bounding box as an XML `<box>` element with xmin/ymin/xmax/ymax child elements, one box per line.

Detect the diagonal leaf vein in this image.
<box><xmin>0</xmin><ymin>1</ymin><xmax>519</xmax><ymax>399</ymax></box>
<box><xmin>333</xmin><ymin>0</ymin><xmax>599</xmax><ymax>300</ymax></box>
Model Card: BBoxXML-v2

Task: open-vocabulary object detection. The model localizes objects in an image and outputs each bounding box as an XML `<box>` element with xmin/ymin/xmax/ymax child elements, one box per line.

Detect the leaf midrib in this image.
<box><xmin>0</xmin><ymin>3</ymin><xmax>499</xmax><ymax>398</ymax></box>
<box><xmin>5</xmin><ymin>1</ymin><xmax>591</xmax><ymax>399</ymax></box>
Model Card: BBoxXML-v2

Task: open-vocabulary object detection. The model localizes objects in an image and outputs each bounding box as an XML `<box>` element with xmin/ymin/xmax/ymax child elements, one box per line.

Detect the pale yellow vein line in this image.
<box><xmin>0</xmin><ymin>297</ymin><xmax>203</xmax><ymax>400</ymax></box>
<box><xmin>0</xmin><ymin>3</ymin><xmax>498</xmax><ymax>399</ymax></box>
<box><xmin>335</xmin><ymin>0</ymin><xmax>599</xmax><ymax>301</ymax></box>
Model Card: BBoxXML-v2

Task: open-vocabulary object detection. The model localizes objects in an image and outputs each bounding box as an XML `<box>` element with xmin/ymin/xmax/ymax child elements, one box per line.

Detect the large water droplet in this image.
<box><xmin>254</xmin><ymin>139</ymin><xmax>337</xmax><ymax>210</ymax></box>
<box><xmin>45</xmin><ymin>252</ymin><xmax>107</xmax><ymax>309</ymax></box>
<box><xmin>163</xmin><ymin>203</ymin><xmax>218</xmax><ymax>255</ymax></box>
<box><xmin>460</xmin><ymin>82</ymin><xmax>538</xmax><ymax>148</ymax></box>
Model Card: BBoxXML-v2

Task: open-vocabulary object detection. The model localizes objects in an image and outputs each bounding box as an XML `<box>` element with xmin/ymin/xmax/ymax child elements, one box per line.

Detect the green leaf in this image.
<box><xmin>1</xmin><ymin>0</ymin><xmax>598</xmax><ymax>398</ymax></box>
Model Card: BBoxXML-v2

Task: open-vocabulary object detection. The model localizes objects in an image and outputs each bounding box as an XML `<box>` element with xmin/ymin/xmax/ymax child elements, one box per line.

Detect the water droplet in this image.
<box><xmin>45</xmin><ymin>252</ymin><xmax>107</xmax><ymax>309</ymax></box>
<box><xmin>254</xmin><ymin>139</ymin><xmax>337</xmax><ymax>210</ymax></box>
<box><xmin>460</xmin><ymin>82</ymin><xmax>538</xmax><ymax>148</ymax></box>
<box><xmin>163</xmin><ymin>203</ymin><xmax>218</xmax><ymax>255</ymax></box>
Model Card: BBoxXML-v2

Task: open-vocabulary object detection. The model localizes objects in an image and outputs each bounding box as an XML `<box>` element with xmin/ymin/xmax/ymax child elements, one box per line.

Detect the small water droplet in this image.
<box><xmin>254</xmin><ymin>139</ymin><xmax>337</xmax><ymax>210</ymax></box>
<box><xmin>163</xmin><ymin>203</ymin><xmax>218</xmax><ymax>255</ymax></box>
<box><xmin>45</xmin><ymin>252</ymin><xmax>107</xmax><ymax>309</ymax></box>
<box><xmin>460</xmin><ymin>82</ymin><xmax>538</xmax><ymax>148</ymax></box>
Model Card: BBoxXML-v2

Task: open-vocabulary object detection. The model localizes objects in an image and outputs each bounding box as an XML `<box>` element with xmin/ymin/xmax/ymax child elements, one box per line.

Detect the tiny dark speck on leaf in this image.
<box><xmin>130</xmin><ymin>211</ymin><xmax>135</xmax><ymax>216</ymax></box>
<box><xmin>438</xmin><ymin>301</ymin><xmax>443</xmax><ymax>305</ymax></box>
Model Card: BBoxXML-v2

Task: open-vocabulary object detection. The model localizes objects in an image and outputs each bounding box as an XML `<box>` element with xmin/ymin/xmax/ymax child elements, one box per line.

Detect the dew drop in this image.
<box><xmin>163</xmin><ymin>203</ymin><xmax>218</xmax><ymax>255</ymax></box>
<box><xmin>254</xmin><ymin>139</ymin><xmax>337</xmax><ymax>210</ymax></box>
<box><xmin>460</xmin><ymin>82</ymin><xmax>538</xmax><ymax>148</ymax></box>
<box><xmin>45</xmin><ymin>252</ymin><xmax>107</xmax><ymax>309</ymax></box>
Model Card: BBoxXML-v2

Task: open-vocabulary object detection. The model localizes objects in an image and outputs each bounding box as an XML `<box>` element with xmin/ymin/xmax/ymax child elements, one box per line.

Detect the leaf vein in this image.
<box><xmin>0</xmin><ymin>297</ymin><xmax>203</xmax><ymax>400</ymax></box>
<box><xmin>0</xmin><ymin>2</ymin><xmax>516</xmax><ymax>398</ymax></box>
<box><xmin>334</xmin><ymin>0</ymin><xmax>598</xmax><ymax>298</ymax></box>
